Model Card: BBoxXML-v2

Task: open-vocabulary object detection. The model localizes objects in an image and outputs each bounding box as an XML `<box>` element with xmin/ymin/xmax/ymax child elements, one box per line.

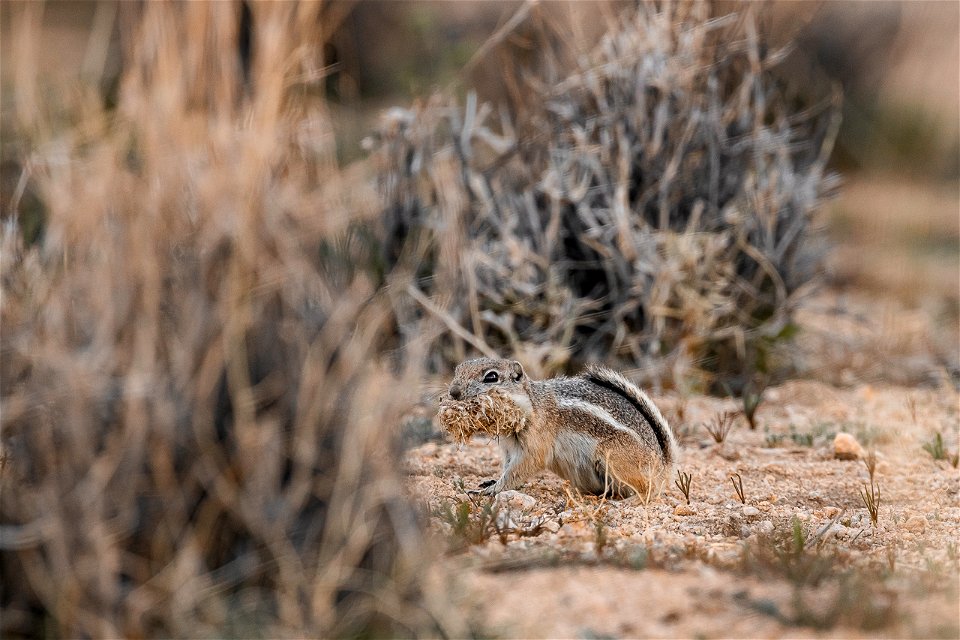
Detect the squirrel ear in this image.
<box><xmin>511</xmin><ymin>361</ymin><xmax>524</xmax><ymax>381</ymax></box>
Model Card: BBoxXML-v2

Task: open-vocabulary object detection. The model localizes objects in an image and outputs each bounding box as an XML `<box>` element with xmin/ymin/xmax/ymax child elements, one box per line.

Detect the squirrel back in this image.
<box><xmin>570</xmin><ymin>364</ymin><xmax>676</xmax><ymax>465</ymax></box>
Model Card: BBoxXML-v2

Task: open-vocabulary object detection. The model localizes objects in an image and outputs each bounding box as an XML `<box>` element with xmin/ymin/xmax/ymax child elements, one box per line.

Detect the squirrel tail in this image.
<box><xmin>583</xmin><ymin>365</ymin><xmax>677</xmax><ymax>465</ymax></box>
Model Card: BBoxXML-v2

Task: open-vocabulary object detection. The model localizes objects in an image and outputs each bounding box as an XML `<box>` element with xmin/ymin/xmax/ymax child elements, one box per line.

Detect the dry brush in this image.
<box><xmin>370</xmin><ymin>3</ymin><xmax>839</xmax><ymax>389</ymax></box>
<box><xmin>0</xmin><ymin>4</ymin><xmax>442</xmax><ymax>637</ymax></box>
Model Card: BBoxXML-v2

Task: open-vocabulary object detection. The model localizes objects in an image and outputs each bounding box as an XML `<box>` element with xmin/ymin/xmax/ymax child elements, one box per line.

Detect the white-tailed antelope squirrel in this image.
<box><xmin>438</xmin><ymin>358</ymin><xmax>676</xmax><ymax>498</ymax></box>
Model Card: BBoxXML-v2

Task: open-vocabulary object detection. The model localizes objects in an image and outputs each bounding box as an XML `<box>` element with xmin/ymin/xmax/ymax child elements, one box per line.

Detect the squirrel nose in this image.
<box><xmin>449</xmin><ymin>384</ymin><xmax>463</xmax><ymax>400</ymax></box>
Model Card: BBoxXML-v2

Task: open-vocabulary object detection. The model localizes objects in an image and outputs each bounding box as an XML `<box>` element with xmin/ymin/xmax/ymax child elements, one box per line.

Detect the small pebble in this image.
<box><xmin>757</xmin><ymin>520</ymin><xmax>774</xmax><ymax>535</ymax></box>
<box><xmin>742</xmin><ymin>506</ymin><xmax>760</xmax><ymax>517</ymax></box>
<box><xmin>904</xmin><ymin>515</ymin><xmax>927</xmax><ymax>533</ymax></box>
<box><xmin>496</xmin><ymin>490</ymin><xmax>536</xmax><ymax>511</ymax></box>
<box><xmin>674</xmin><ymin>504</ymin><xmax>696</xmax><ymax>516</ymax></box>
<box><xmin>833</xmin><ymin>432</ymin><xmax>865</xmax><ymax>460</ymax></box>
<box><xmin>542</xmin><ymin>520</ymin><xmax>560</xmax><ymax>533</ymax></box>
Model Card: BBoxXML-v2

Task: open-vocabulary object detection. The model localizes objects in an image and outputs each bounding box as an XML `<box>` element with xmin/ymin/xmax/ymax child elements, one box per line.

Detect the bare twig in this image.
<box><xmin>406</xmin><ymin>284</ymin><xmax>499</xmax><ymax>358</ymax></box>
<box><xmin>731</xmin><ymin>473</ymin><xmax>746</xmax><ymax>504</ymax></box>
<box><xmin>674</xmin><ymin>469</ymin><xmax>693</xmax><ymax>505</ymax></box>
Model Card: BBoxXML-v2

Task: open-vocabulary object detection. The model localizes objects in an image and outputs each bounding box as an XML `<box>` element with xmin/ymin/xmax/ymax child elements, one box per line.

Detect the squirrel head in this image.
<box><xmin>438</xmin><ymin>358</ymin><xmax>530</xmax><ymax>442</ymax></box>
<box><xmin>447</xmin><ymin>358</ymin><xmax>526</xmax><ymax>401</ymax></box>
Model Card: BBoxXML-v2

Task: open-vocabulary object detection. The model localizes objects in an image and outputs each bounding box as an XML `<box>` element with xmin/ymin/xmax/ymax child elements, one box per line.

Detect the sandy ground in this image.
<box><xmin>405</xmin><ymin>290</ymin><xmax>960</xmax><ymax>639</ymax></box>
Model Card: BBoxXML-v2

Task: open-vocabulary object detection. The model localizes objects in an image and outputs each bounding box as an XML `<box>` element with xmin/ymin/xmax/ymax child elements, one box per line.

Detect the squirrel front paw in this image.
<box><xmin>467</xmin><ymin>478</ymin><xmax>498</xmax><ymax>496</ymax></box>
<box><xmin>479</xmin><ymin>479</ymin><xmax>498</xmax><ymax>495</ymax></box>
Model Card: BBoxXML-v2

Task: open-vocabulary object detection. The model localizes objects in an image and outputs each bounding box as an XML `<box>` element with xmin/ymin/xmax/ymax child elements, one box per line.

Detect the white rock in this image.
<box><xmin>542</xmin><ymin>520</ymin><xmax>560</xmax><ymax>533</ymax></box>
<box><xmin>495</xmin><ymin>511</ymin><xmax>518</xmax><ymax>529</ymax></box>
<box><xmin>495</xmin><ymin>490</ymin><xmax>536</xmax><ymax>511</ymax></box>
<box><xmin>742</xmin><ymin>506</ymin><xmax>760</xmax><ymax>517</ymax></box>
<box><xmin>757</xmin><ymin>520</ymin><xmax>775</xmax><ymax>535</ymax></box>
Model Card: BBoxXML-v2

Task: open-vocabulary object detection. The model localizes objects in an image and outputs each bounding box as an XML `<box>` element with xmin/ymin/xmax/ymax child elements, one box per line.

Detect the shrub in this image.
<box><xmin>922</xmin><ymin>431</ymin><xmax>947</xmax><ymax>460</ymax></box>
<box><xmin>370</xmin><ymin>3</ymin><xmax>839</xmax><ymax>385</ymax></box>
<box><xmin>0</xmin><ymin>4</ymin><xmax>435</xmax><ymax>637</ymax></box>
<box><xmin>434</xmin><ymin>496</ymin><xmax>503</xmax><ymax>550</ymax></box>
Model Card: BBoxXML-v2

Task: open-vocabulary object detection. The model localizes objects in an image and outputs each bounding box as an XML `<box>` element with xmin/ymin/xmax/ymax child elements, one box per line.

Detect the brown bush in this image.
<box><xmin>0</xmin><ymin>4</ymin><xmax>439</xmax><ymax>637</ymax></box>
<box><xmin>371</xmin><ymin>3</ymin><xmax>839</xmax><ymax>389</ymax></box>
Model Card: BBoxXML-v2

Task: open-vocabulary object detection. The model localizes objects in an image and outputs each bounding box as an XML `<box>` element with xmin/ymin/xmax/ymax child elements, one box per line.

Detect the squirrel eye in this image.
<box><xmin>482</xmin><ymin>370</ymin><xmax>500</xmax><ymax>383</ymax></box>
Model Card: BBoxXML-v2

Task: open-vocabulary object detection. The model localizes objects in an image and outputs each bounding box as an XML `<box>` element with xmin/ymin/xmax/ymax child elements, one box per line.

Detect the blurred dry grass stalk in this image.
<box><xmin>0</xmin><ymin>2</ymin><xmax>446</xmax><ymax>637</ymax></box>
<box><xmin>372</xmin><ymin>2</ymin><xmax>839</xmax><ymax>388</ymax></box>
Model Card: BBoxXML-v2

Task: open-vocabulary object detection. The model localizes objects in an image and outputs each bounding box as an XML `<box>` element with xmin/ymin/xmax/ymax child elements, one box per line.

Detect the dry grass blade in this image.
<box><xmin>705</xmin><ymin>411</ymin><xmax>738</xmax><ymax>444</ymax></box>
<box><xmin>862</xmin><ymin>450</ymin><xmax>878</xmax><ymax>483</ymax></box>
<box><xmin>674</xmin><ymin>469</ymin><xmax>693</xmax><ymax>505</ymax></box>
<box><xmin>859</xmin><ymin>481</ymin><xmax>881</xmax><ymax>527</ymax></box>
<box><xmin>731</xmin><ymin>473</ymin><xmax>746</xmax><ymax>504</ymax></box>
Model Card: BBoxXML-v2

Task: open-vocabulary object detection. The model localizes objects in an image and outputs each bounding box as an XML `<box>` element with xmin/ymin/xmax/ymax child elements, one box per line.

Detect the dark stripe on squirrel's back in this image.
<box><xmin>584</xmin><ymin>372</ymin><xmax>672</xmax><ymax>464</ymax></box>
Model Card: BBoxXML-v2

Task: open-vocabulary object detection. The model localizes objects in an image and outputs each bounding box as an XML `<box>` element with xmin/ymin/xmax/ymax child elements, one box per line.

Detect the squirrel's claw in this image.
<box><xmin>465</xmin><ymin>479</ymin><xmax>496</xmax><ymax>496</ymax></box>
<box><xmin>468</xmin><ymin>478</ymin><xmax>497</xmax><ymax>496</ymax></box>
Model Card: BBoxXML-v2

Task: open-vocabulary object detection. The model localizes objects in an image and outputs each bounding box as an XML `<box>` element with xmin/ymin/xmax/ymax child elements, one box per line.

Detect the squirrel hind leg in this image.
<box><xmin>591</xmin><ymin>457</ymin><xmax>640</xmax><ymax>499</ymax></box>
<box><xmin>595</xmin><ymin>440</ymin><xmax>668</xmax><ymax>499</ymax></box>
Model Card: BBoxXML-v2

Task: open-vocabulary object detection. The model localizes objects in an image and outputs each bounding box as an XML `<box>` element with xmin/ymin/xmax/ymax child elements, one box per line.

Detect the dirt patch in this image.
<box><xmin>407</xmin><ymin>366</ymin><xmax>959</xmax><ymax>638</ymax></box>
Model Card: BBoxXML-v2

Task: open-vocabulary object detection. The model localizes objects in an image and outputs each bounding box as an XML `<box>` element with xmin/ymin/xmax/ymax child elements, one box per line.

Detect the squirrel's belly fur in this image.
<box><xmin>544</xmin><ymin>431</ymin><xmax>605</xmax><ymax>494</ymax></box>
